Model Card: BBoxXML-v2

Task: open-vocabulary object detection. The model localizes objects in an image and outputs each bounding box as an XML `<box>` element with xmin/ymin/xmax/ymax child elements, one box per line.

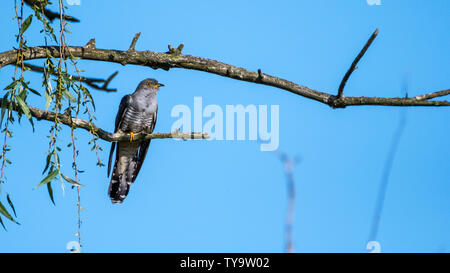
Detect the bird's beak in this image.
<box><xmin>158</xmin><ymin>83</ymin><xmax>165</xmax><ymax>87</ymax></box>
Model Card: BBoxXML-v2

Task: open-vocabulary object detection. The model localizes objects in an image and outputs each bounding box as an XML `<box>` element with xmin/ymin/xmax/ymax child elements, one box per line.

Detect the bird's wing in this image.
<box><xmin>108</xmin><ymin>95</ymin><xmax>132</xmax><ymax>176</ymax></box>
<box><xmin>131</xmin><ymin>108</ymin><xmax>157</xmax><ymax>183</ymax></box>
<box><xmin>114</xmin><ymin>95</ymin><xmax>132</xmax><ymax>132</ymax></box>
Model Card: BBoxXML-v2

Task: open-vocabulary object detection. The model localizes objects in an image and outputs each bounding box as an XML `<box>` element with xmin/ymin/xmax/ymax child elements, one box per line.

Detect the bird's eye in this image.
<box><xmin>146</xmin><ymin>82</ymin><xmax>151</xmax><ymax>87</ymax></box>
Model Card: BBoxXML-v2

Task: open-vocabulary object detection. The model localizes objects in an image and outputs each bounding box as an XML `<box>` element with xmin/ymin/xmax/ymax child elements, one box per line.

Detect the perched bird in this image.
<box><xmin>107</xmin><ymin>78</ymin><xmax>164</xmax><ymax>204</ymax></box>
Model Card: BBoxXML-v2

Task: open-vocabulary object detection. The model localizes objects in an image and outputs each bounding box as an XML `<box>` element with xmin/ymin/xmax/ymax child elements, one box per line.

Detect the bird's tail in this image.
<box><xmin>108</xmin><ymin>142</ymin><xmax>139</xmax><ymax>204</ymax></box>
<box><xmin>108</xmin><ymin>170</ymin><xmax>132</xmax><ymax>204</ymax></box>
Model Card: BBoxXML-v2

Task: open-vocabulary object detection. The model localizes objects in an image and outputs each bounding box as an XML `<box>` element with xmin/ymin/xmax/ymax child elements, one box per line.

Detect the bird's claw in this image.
<box><xmin>129</xmin><ymin>132</ymin><xmax>134</xmax><ymax>142</ymax></box>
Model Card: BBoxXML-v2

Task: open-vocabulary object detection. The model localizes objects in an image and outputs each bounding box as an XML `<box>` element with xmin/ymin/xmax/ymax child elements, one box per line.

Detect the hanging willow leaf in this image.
<box><xmin>35</xmin><ymin>169</ymin><xmax>59</xmax><ymax>189</ymax></box>
<box><xmin>44</xmin><ymin>79</ymin><xmax>53</xmax><ymax>111</ymax></box>
<box><xmin>0</xmin><ymin>92</ymin><xmax>9</xmax><ymax>127</ymax></box>
<box><xmin>62</xmin><ymin>88</ymin><xmax>76</xmax><ymax>102</ymax></box>
<box><xmin>20</xmin><ymin>79</ymin><xmax>41</xmax><ymax>97</ymax></box>
<box><xmin>3</xmin><ymin>80</ymin><xmax>18</xmax><ymax>91</ymax></box>
<box><xmin>0</xmin><ymin>216</ymin><xmax>6</xmax><ymax>231</ymax></box>
<box><xmin>14</xmin><ymin>95</ymin><xmax>34</xmax><ymax>129</ymax></box>
<box><xmin>19</xmin><ymin>15</ymin><xmax>33</xmax><ymax>36</ymax></box>
<box><xmin>47</xmin><ymin>182</ymin><xmax>55</xmax><ymax>205</ymax></box>
<box><xmin>28</xmin><ymin>87</ymin><xmax>41</xmax><ymax>96</ymax></box>
<box><xmin>0</xmin><ymin>201</ymin><xmax>17</xmax><ymax>224</ymax></box>
<box><xmin>61</xmin><ymin>173</ymin><xmax>83</xmax><ymax>187</ymax></box>
<box><xmin>42</xmin><ymin>153</ymin><xmax>52</xmax><ymax>175</ymax></box>
<box><xmin>81</xmin><ymin>86</ymin><xmax>95</xmax><ymax>110</ymax></box>
<box><xmin>6</xmin><ymin>194</ymin><xmax>16</xmax><ymax>218</ymax></box>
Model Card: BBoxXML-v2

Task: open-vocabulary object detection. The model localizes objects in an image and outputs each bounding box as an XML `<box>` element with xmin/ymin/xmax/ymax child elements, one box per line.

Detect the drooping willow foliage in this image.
<box><xmin>0</xmin><ymin>0</ymin><xmax>101</xmax><ymax>251</ymax></box>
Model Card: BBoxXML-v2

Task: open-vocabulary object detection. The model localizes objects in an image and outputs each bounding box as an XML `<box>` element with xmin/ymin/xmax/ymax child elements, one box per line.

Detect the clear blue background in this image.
<box><xmin>0</xmin><ymin>0</ymin><xmax>448</xmax><ymax>252</ymax></box>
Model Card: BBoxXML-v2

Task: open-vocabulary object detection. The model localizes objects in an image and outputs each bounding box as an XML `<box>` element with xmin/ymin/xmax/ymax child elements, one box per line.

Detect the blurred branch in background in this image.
<box><xmin>20</xmin><ymin>63</ymin><xmax>118</xmax><ymax>92</ymax></box>
<box><xmin>273</xmin><ymin>151</ymin><xmax>301</xmax><ymax>253</ymax></box>
<box><xmin>24</xmin><ymin>0</ymin><xmax>80</xmax><ymax>23</ymax></box>
<box><xmin>367</xmin><ymin>81</ymin><xmax>408</xmax><ymax>252</ymax></box>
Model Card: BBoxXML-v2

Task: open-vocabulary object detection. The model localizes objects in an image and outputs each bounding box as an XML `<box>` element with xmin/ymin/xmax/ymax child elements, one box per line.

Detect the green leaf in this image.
<box><xmin>6</xmin><ymin>194</ymin><xmax>16</xmax><ymax>218</ymax></box>
<box><xmin>0</xmin><ymin>92</ymin><xmax>9</xmax><ymax>127</ymax></box>
<box><xmin>47</xmin><ymin>182</ymin><xmax>55</xmax><ymax>205</ymax></box>
<box><xmin>81</xmin><ymin>86</ymin><xmax>95</xmax><ymax>110</ymax></box>
<box><xmin>0</xmin><ymin>201</ymin><xmax>17</xmax><ymax>224</ymax></box>
<box><xmin>50</xmin><ymin>32</ymin><xmax>57</xmax><ymax>43</ymax></box>
<box><xmin>19</xmin><ymin>15</ymin><xmax>33</xmax><ymax>36</ymax></box>
<box><xmin>35</xmin><ymin>169</ymin><xmax>59</xmax><ymax>189</ymax></box>
<box><xmin>42</xmin><ymin>153</ymin><xmax>52</xmax><ymax>175</ymax></box>
<box><xmin>44</xmin><ymin>79</ymin><xmax>53</xmax><ymax>111</ymax></box>
<box><xmin>28</xmin><ymin>87</ymin><xmax>41</xmax><ymax>96</ymax></box>
<box><xmin>20</xmin><ymin>79</ymin><xmax>41</xmax><ymax>97</ymax></box>
<box><xmin>0</xmin><ymin>216</ymin><xmax>6</xmax><ymax>231</ymax></box>
<box><xmin>18</xmin><ymin>84</ymin><xmax>27</xmax><ymax>100</ymax></box>
<box><xmin>61</xmin><ymin>173</ymin><xmax>83</xmax><ymax>187</ymax></box>
<box><xmin>14</xmin><ymin>95</ymin><xmax>34</xmax><ymax>129</ymax></box>
<box><xmin>3</xmin><ymin>80</ymin><xmax>18</xmax><ymax>91</ymax></box>
<box><xmin>62</xmin><ymin>88</ymin><xmax>76</xmax><ymax>102</ymax></box>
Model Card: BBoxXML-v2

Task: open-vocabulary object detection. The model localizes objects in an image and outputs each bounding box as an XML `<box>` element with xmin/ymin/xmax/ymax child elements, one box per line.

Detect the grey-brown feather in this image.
<box><xmin>108</xmin><ymin>78</ymin><xmax>160</xmax><ymax>204</ymax></box>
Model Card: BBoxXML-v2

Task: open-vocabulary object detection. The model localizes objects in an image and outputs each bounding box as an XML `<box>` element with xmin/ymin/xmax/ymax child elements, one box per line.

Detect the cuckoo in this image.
<box><xmin>107</xmin><ymin>78</ymin><xmax>163</xmax><ymax>204</ymax></box>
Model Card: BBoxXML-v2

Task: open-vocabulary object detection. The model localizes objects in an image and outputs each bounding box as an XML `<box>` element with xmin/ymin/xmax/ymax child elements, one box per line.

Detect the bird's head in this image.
<box><xmin>137</xmin><ymin>78</ymin><xmax>164</xmax><ymax>94</ymax></box>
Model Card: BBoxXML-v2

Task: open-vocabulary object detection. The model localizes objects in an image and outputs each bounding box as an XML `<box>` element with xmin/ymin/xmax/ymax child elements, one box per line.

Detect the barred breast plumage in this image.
<box><xmin>107</xmin><ymin>78</ymin><xmax>162</xmax><ymax>204</ymax></box>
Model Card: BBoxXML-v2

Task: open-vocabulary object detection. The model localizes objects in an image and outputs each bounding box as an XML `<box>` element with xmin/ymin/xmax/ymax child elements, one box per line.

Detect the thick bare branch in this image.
<box><xmin>0</xmin><ymin>35</ymin><xmax>448</xmax><ymax>108</ymax></box>
<box><xmin>0</xmin><ymin>98</ymin><xmax>209</xmax><ymax>142</ymax></box>
<box><xmin>20</xmin><ymin>63</ymin><xmax>118</xmax><ymax>92</ymax></box>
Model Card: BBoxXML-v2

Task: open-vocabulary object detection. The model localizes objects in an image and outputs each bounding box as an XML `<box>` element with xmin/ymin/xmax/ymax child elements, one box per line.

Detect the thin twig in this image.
<box><xmin>337</xmin><ymin>29</ymin><xmax>379</xmax><ymax>98</ymax></box>
<box><xmin>413</xmin><ymin>89</ymin><xmax>450</xmax><ymax>101</ymax></box>
<box><xmin>128</xmin><ymin>32</ymin><xmax>141</xmax><ymax>51</ymax></box>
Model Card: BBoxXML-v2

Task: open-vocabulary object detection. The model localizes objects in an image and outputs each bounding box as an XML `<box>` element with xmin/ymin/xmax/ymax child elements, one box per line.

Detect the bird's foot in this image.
<box><xmin>129</xmin><ymin>131</ymin><xmax>134</xmax><ymax>142</ymax></box>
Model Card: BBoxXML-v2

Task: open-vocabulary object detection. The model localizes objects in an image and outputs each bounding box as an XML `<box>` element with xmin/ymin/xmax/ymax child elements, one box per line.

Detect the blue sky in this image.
<box><xmin>0</xmin><ymin>0</ymin><xmax>449</xmax><ymax>252</ymax></box>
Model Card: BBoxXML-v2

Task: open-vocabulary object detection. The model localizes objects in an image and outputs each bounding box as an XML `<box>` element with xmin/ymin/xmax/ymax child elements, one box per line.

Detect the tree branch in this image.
<box><xmin>337</xmin><ymin>29</ymin><xmax>379</xmax><ymax>98</ymax></box>
<box><xmin>0</xmin><ymin>33</ymin><xmax>448</xmax><ymax>108</ymax></box>
<box><xmin>128</xmin><ymin>32</ymin><xmax>141</xmax><ymax>51</ymax></box>
<box><xmin>1</xmin><ymin>98</ymin><xmax>209</xmax><ymax>142</ymax></box>
<box><xmin>20</xmin><ymin>63</ymin><xmax>118</xmax><ymax>92</ymax></box>
<box><xmin>413</xmin><ymin>89</ymin><xmax>450</xmax><ymax>101</ymax></box>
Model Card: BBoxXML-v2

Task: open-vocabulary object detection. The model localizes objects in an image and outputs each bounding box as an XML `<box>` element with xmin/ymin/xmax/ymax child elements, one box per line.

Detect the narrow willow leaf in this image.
<box><xmin>81</xmin><ymin>86</ymin><xmax>95</xmax><ymax>110</ymax></box>
<box><xmin>28</xmin><ymin>87</ymin><xmax>41</xmax><ymax>96</ymax></box>
<box><xmin>0</xmin><ymin>216</ymin><xmax>6</xmax><ymax>231</ymax></box>
<box><xmin>42</xmin><ymin>153</ymin><xmax>52</xmax><ymax>175</ymax></box>
<box><xmin>21</xmin><ymin>80</ymin><xmax>41</xmax><ymax>96</ymax></box>
<box><xmin>44</xmin><ymin>90</ymin><xmax>52</xmax><ymax>111</ymax></box>
<box><xmin>44</xmin><ymin>79</ymin><xmax>53</xmax><ymax>111</ymax></box>
<box><xmin>47</xmin><ymin>182</ymin><xmax>55</xmax><ymax>205</ymax></box>
<box><xmin>18</xmin><ymin>84</ymin><xmax>27</xmax><ymax>100</ymax></box>
<box><xmin>19</xmin><ymin>15</ymin><xmax>33</xmax><ymax>36</ymax></box>
<box><xmin>35</xmin><ymin>169</ymin><xmax>59</xmax><ymax>188</ymax></box>
<box><xmin>61</xmin><ymin>173</ymin><xmax>83</xmax><ymax>187</ymax></box>
<box><xmin>3</xmin><ymin>81</ymin><xmax>18</xmax><ymax>91</ymax></box>
<box><xmin>62</xmin><ymin>88</ymin><xmax>76</xmax><ymax>102</ymax></box>
<box><xmin>14</xmin><ymin>95</ymin><xmax>34</xmax><ymax>129</ymax></box>
<box><xmin>6</xmin><ymin>194</ymin><xmax>16</xmax><ymax>218</ymax></box>
<box><xmin>0</xmin><ymin>201</ymin><xmax>17</xmax><ymax>224</ymax></box>
<box><xmin>0</xmin><ymin>92</ymin><xmax>9</xmax><ymax>127</ymax></box>
<box><xmin>51</xmin><ymin>33</ymin><xmax>57</xmax><ymax>43</ymax></box>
